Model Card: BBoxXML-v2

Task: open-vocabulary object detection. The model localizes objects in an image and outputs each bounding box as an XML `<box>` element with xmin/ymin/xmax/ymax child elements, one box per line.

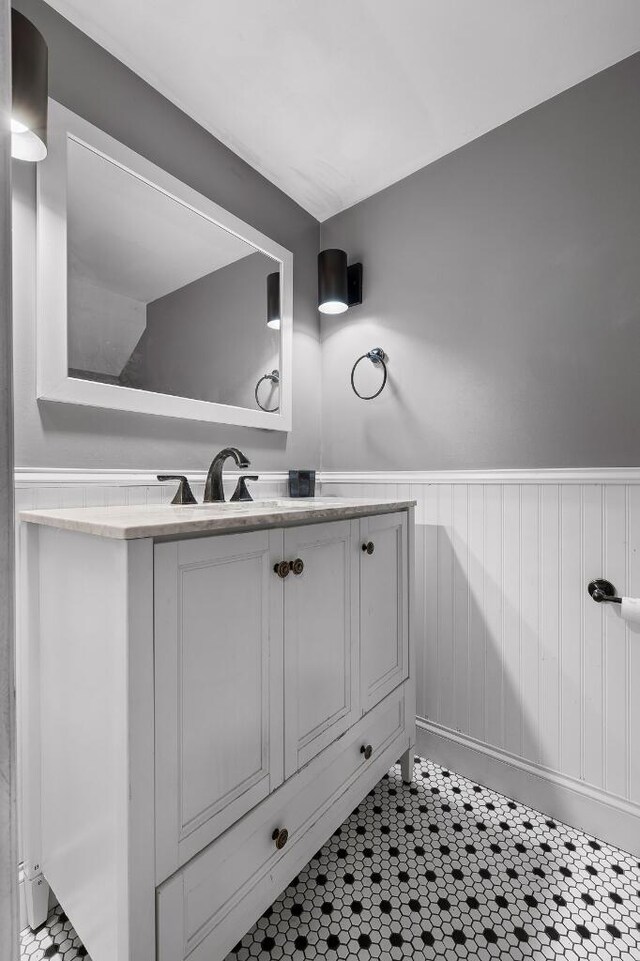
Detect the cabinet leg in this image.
<box><xmin>25</xmin><ymin>874</ymin><xmax>50</xmax><ymax>930</ymax></box>
<box><xmin>400</xmin><ymin>744</ymin><xmax>415</xmax><ymax>784</ymax></box>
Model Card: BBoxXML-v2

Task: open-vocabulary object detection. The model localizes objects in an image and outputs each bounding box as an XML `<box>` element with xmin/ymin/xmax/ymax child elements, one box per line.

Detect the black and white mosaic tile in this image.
<box><xmin>20</xmin><ymin>909</ymin><xmax>87</xmax><ymax>960</ymax></box>
<box><xmin>21</xmin><ymin>756</ymin><xmax>640</xmax><ymax>960</ymax></box>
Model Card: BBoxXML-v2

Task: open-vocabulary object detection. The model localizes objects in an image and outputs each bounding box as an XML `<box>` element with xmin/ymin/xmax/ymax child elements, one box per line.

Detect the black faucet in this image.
<box><xmin>204</xmin><ymin>447</ymin><xmax>251</xmax><ymax>502</ymax></box>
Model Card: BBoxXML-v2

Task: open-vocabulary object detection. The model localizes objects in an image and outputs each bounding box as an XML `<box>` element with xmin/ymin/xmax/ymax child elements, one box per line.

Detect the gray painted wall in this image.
<box><xmin>68</xmin><ymin>276</ymin><xmax>146</xmax><ymax>377</ymax></box>
<box><xmin>11</xmin><ymin>0</ymin><xmax>321</xmax><ymax>471</ymax></box>
<box><xmin>1</xmin><ymin>0</ymin><xmax>18</xmax><ymax>955</ymax></box>
<box><xmin>320</xmin><ymin>53</ymin><xmax>640</xmax><ymax>470</ymax></box>
<box><xmin>11</xmin><ymin>1</ymin><xmax>640</xmax><ymax>478</ymax></box>
<box><xmin>124</xmin><ymin>252</ymin><xmax>280</xmax><ymax>410</ymax></box>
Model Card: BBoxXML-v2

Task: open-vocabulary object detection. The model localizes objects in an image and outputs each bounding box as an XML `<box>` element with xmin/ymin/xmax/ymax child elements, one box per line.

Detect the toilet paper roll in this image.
<box><xmin>621</xmin><ymin>597</ymin><xmax>640</xmax><ymax>624</ymax></box>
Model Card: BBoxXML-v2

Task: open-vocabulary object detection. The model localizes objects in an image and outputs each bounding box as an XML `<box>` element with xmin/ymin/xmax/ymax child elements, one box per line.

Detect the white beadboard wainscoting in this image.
<box><xmin>13</xmin><ymin>465</ymin><xmax>640</xmax><ymax>919</ymax></box>
<box><xmin>321</xmin><ymin>470</ymin><xmax>640</xmax><ymax>855</ymax></box>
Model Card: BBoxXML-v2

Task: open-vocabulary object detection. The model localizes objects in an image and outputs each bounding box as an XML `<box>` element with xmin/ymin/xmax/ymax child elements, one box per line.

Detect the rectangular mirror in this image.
<box><xmin>37</xmin><ymin>101</ymin><xmax>293</xmax><ymax>429</ymax></box>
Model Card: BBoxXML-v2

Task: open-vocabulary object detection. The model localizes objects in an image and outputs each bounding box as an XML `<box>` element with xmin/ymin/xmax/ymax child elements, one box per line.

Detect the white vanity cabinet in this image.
<box><xmin>21</xmin><ymin>500</ymin><xmax>415</xmax><ymax>961</ymax></box>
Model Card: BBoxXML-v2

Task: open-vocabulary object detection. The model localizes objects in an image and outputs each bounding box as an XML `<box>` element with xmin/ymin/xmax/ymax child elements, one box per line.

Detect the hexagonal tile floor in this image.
<box><xmin>20</xmin><ymin>909</ymin><xmax>87</xmax><ymax>960</ymax></box>
<box><xmin>21</xmin><ymin>756</ymin><xmax>640</xmax><ymax>960</ymax></box>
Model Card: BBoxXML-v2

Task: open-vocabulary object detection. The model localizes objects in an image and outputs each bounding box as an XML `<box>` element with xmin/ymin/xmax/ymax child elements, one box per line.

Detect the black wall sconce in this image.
<box><xmin>318</xmin><ymin>248</ymin><xmax>362</xmax><ymax>315</ymax></box>
<box><xmin>11</xmin><ymin>10</ymin><xmax>48</xmax><ymax>162</ymax></box>
<box><xmin>266</xmin><ymin>271</ymin><xmax>280</xmax><ymax>329</ymax></box>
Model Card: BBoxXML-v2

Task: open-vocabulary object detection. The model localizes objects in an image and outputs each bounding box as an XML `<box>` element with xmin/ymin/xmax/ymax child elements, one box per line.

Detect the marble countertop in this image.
<box><xmin>19</xmin><ymin>497</ymin><xmax>415</xmax><ymax>540</ymax></box>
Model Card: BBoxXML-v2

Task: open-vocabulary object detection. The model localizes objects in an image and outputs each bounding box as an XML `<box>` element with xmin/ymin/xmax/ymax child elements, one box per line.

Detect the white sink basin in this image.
<box><xmin>184</xmin><ymin>499</ymin><xmax>310</xmax><ymax>511</ymax></box>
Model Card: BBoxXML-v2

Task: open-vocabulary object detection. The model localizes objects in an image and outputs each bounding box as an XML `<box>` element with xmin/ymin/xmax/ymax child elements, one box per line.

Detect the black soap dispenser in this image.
<box><xmin>288</xmin><ymin>470</ymin><xmax>316</xmax><ymax>498</ymax></box>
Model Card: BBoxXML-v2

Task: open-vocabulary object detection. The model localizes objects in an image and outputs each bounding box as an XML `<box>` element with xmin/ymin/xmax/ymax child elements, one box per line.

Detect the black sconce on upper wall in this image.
<box><xmin>11</xmin><ymin>9</ymin><xmax>49</xmax><ymax>162</ymax></box>
<box><xmin>266</xmin><ymin>271</ymin><xmax>280</xmax><ymax>329</ymax></box>
<box><xmin>317</xmin><ymin>248</ymin><xmax>362</xmax><ymax>315</ymax></box>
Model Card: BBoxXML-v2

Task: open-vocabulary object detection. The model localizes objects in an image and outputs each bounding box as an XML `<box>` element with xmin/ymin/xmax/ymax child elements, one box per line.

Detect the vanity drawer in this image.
<box><xmin>157</xmin><ymin>684</ymin><xmax>409</xmax><ymax>961</ymax></box>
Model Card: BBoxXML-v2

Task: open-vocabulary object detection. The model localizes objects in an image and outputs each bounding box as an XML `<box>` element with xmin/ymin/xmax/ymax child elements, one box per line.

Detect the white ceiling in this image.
<box><xmin>67</xmin><ymin>136</ymin><xmax>257</xmax><ymax>302</ymax></box>
<box><xmin>47</xmin><ymin>0</ymin><xmax>640</xmax><ymax>221</ymax></box>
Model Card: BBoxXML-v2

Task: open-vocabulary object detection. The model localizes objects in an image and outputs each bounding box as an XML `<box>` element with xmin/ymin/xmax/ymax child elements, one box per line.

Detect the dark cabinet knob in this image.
<box><xmin>274</xmin><ymin>561</ymin><xmax>290</xmax><ymax>579</ymax></box>
<box><xmin>362</xmin><ymin>541</ymin><xmax>375</xmax><ymax>555</ymax></box>
<box><xmin>290</xmin><ymin>558</ymin><xmax>304</xmax><ymax>576</ymax></box>
<box><xmin>360</xmin><ymin>744</ymin><xmax>373</xmax><ymax>760</ymax></box>
<box><xmin>272</xmin><ymin>827</ymin><xmax>289</xmax><ymax>850</ymax></box>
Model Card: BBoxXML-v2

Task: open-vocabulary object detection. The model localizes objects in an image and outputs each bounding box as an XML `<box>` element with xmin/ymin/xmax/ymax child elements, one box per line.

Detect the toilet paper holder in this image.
<box><xmin>588</xmin><ymin>579</ymin><xmax>622</xmax><ymax>604</ymax></box>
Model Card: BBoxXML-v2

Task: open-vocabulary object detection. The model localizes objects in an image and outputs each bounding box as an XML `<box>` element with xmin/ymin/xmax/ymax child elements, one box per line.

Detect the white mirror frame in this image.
<box><xmin>37</xmin><ymin>100</ymin><xmax>293</xmax><ymax>431</ymax></box>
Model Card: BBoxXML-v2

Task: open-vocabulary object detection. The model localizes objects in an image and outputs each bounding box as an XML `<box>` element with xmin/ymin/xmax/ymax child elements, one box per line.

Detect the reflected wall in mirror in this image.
<box><xmin>38</xmin><ymin>101</ymin><xmax>293</xmax><ymax>429</ymax></box>
<box><xmin>66</xmin><ymin>139</ymin><xmax>281</xmax><ymax>408</ymax></box>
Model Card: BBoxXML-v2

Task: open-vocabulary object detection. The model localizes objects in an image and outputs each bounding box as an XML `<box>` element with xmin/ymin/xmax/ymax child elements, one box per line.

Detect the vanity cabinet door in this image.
<box><xmin>283</xmin><ymin>520</ymin><xmax>359</xmax><ymax>778</ymax></box>
<box><xmin>359</xmin><ymin>512</ymin><xmax>408</xmax><ymax>714</ymax></box>
<box><xmin>154</xmin><ymin>530</ymin><xmax>284</xmax><ymax>882</ymax></box>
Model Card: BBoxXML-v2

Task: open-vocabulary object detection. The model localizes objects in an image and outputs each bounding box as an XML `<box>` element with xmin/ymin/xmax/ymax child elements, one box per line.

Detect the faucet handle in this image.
<box><xmin>230</xmin><ymin>475</ymin><xmax>259</xmax><ymax>502</ymax></box>
<box><xmin>157</xmin><ymin>475</ymin><xmax>198</xmax><ymax>505</ymax></box>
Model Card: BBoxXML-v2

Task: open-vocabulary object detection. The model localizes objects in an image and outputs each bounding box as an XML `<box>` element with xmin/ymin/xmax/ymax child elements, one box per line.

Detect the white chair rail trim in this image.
<box><xmin>14</xmin><ymin>467</ymin><xmax>640</xmax><ymax>487</ymax></box>
<box><xmin>319</xmin><ymin>468</ymin><xmax>640</xmax><ymax>485</ymax></box>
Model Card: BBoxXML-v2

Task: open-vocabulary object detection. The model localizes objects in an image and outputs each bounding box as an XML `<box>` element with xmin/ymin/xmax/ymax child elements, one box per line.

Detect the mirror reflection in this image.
<box><xmin>66</xmin><ymin>137</ymin><xmax>281</xmax><ymax>411</ymax></box>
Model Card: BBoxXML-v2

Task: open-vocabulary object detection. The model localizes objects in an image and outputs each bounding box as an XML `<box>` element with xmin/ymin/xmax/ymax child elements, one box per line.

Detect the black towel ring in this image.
<box><xmin>351</xmin><ymin>347</ymin><xmax>388</xmax><ymax>400</ymax></box>
<box><xmin>255</xmin><ymin>369</ymin><xmax>280</xmax><ymax>412</ymax></box>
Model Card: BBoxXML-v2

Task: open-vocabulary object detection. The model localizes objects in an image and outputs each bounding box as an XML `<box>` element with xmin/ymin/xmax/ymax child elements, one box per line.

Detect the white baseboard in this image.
<box><xmin>18</xmin><ymin>867</ymin><xmax>58</xmax><ymax>933</ymax></box>
<box><xmin>18</xmin><ymin>869</ymin><xmax>25</xmax><ymax>933</ymax></box>
<box><xmin>417</xmin><ymin>718</ymin><xmax>640</xmax><ymax>857</ymax></box>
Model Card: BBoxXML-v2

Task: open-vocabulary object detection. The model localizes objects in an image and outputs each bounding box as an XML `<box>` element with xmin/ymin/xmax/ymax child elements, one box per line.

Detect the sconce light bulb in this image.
<box><xmin>11</xmin><ymin>117</ymin><xmax>29</xmax><ymax>133</ymax></box>
<box><xmin>11</xmin><ymin>128</ymin><xmax>48</xmax><ymax>161</ymax></box>
<box><xmin>319</xmin><ymin>300</ymin><xmax>348</xmax><ymax>315</ymax></box>
<box><xmin>267</xmin><ymin>317</ymin><xmax>281</xmax><ymax>330</ymax></box>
